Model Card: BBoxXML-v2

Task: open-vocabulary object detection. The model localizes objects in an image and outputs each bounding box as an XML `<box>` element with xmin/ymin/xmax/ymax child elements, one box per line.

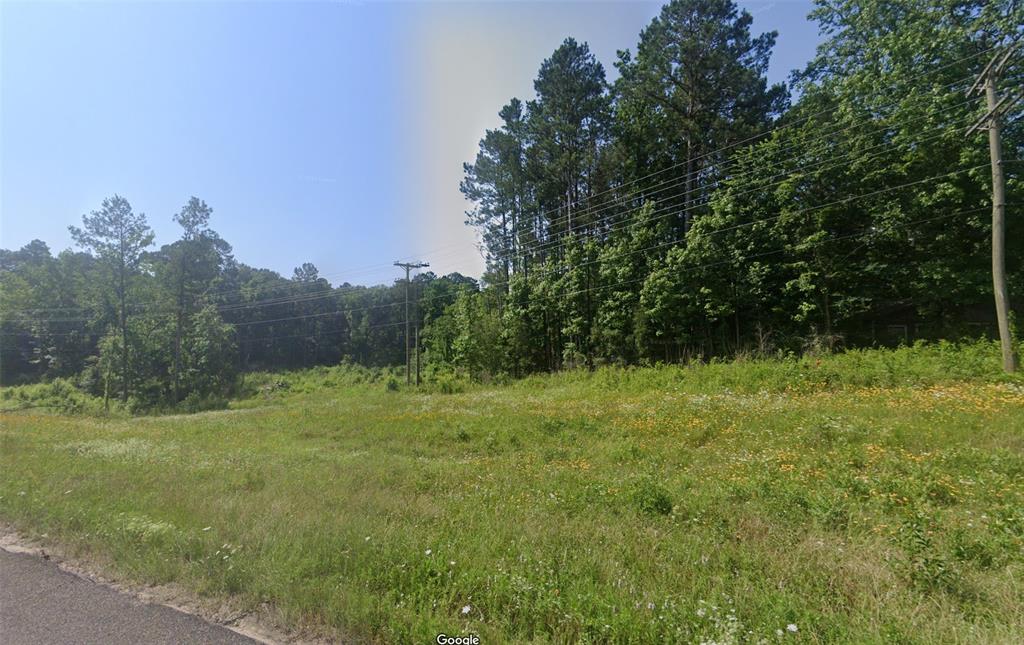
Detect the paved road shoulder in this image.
<box><xmin>0</xmin><ymin>549</ymin><xmax>259</xmax><ymax>645</ymax></box>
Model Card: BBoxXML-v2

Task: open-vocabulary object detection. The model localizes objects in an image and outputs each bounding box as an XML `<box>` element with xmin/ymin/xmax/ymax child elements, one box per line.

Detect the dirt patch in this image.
<box><xmin>0</xmin><ymin>523</ymin><xmax>335</xmax><ymax>644</ymax></box>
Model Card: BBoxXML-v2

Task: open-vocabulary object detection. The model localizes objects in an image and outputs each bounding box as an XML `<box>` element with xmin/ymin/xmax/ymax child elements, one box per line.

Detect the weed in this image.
<box><xmin>632</xmin><ymin>480</ymin><xmax>673</xmax><ymax>516</ymax></box>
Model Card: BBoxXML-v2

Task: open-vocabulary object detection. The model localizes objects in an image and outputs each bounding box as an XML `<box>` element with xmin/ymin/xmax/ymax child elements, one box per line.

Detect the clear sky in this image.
<box><xmin>0</xmin><ymin>0</ymin><xmax>821</xmax><ymax>287</ymax></box>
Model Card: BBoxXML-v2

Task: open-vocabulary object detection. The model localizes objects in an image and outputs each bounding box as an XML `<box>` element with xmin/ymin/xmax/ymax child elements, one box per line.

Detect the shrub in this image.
<box><xmin>0</xmin><ymin>378</ymin><xmax>113</xmax><ymax>415</ymax></box>
<box><xmin>633</xmin><ymin>480</ymin><xmax>673</xmax><ymax>516</ymax></box>
<box><xmin>179</xmin><ymin>391</ymin><xmax>229</xmax><ymax>414</ymax></box>
<box><xmin>435</xmin><ymin>373</ymin><xmax>465</xmax><ymax>394</ymax></box>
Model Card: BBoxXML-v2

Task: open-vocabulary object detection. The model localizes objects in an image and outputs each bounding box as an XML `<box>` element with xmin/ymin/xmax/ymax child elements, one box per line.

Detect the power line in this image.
<box><xmin>478</xmin><ymin>104</ymin><xmax>1002</xmax><ymax>274</ymax></box>
<box><xmin>5</xmin><ymin>65</ymin><xmax>1007</xmax><ymax>321</ymax></box>
<box><xmin>389</xmin><ymin>59</ymin><xmax>1005</xmax><ymax>266</ymax></box>
<box><xmin>0</xmin><ymin>149</ymin><xmax>999</xmax><ymax>333</ymax></box>
<box><xmin>4</xmin><ymin>89</ymin><xmax>992</xmax><ymax>325</ymax></box>
<box><xmin>483</xmin><ymin>98</ymin><xmax>989</xmax><ymax>264</ymax></box>
<box><xmin>470</xmin><ymin>73</ymin><xmax>1020</xmax><ymax>266</ymax></box>
<box><xmin>466</xmin><ymin>165</ymin><xmax>991</xmax><ymax>296</ymax></box>
<box><xmin>471</xmin><ymin>50</ymin><xmax>1002</xmax><ymax>240</ymax></box>
<box><xmin>394</xmin><ymin>261</ymin><xmax>429</xmax><ymax>384</ymax></box>
<box><xmin>3</xmin><ymin>62</ymin><xmax>1016</xmax><ymax>345</ymax></box>
<box><xmin>83</xmin><ymin>205</ymin><xmax>997</xmax><ymax>350</ymax></box>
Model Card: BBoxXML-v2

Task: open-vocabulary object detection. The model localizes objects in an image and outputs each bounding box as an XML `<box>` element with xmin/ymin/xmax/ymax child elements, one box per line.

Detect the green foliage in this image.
<box><xmin>427</xmin><ymin>371</ymin><xmax>469</xmax><ymax>395</ymax></box>
<box><xmin>0</xmin><ymin>378</ymin><xmax>116</xmax><ymax>415</ymax></box>
<box><xmin>3</xmin><ymin>343</ymin><xmax>1023</xmax><ymax>642</ymax></box>
<box><xmin>67</xmin><ymin>195</ymin><xmax>155</xmax><ymax>404</ymax></box>
<box><xmin>448</xmin><ymin>288</ymin><xmax>505</xmax><ymax>378</ymax></box>
<box><xmin>632</xmin><ymin>479</ymin><xmax>674</xmax><ymax>516</ymax></box>
<box><xmin>512</xmin><ymin>339</ymin><xmax>1021</xmax><ymax>396</ymax></box>
<box><xmin>237</xmin><ymin>362</ymin><xmax>399</xmax><ymax>400</ymax></box>
<box><xmin>183</xmin><ymin>305</ymin><xmax>236</xmax><ymax>397</ymax></box>
<box><xmin>452</xmin><ymin>0</ymin><xmax>1022</xmax><ymax>373</ymax></box>
<box><xmin>4</xmin><ymin>208</ymin><xmax>486</xmax><ymax>409</ymax></box>
<box><xmin>615</xmin><ymin>0</ymin><xmax>787</xmax><ymax>228</ymax></box>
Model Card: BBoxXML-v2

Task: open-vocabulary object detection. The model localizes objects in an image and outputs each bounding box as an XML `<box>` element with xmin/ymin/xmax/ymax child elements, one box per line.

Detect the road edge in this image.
<box><xmin>0</xmin><ymin>523</ymin><xmax>333</xmax><ymax>645</ymax></box>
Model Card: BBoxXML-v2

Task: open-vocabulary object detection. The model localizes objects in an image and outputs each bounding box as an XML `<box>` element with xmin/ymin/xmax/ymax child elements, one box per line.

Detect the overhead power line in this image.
<box><xmin>481</xmin><ymin>49</ymin><xmax>1002</xmax><ymax>238</ymax></box>
<box><xmin>5</xmin><ymin>87</ymin><xmax>1002</xmax><ymax>323</ymax></box>
<box><xmin>5</xmin><ymin>56</ymin><xmax>1009</xmax><ymax>320</ymax></box>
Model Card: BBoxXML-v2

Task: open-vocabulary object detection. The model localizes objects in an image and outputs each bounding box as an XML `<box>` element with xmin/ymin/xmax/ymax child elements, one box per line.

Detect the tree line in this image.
<box><xmin>1</xmin><ymin>197</ymin><xmax>476</xmax><ymax>408</ymax></box>
<box><xmin>2</xmin><ymin>0</ymin><xmax>1022</xmax><ymax>406</ymax></box>
<box><xmin>446</xmin><ymin>0</ymin><xmax>1022</xmax><ymax>374</ymax></box>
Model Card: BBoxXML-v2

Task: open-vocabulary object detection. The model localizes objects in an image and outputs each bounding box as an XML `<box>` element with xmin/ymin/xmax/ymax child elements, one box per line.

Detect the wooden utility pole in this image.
<box><xmin>415</xmin><ymin>327</ymin><xmax>422</xmax><ymax>386</ymax></box>
<box><xmin>968</xmin><ymin>44</ymin><xmax>1021</xmax><ymax>373</ymax></box>
<box><xmin>394</xmin><ymin>261</ymin><xmax>429</xmax><ymax>384</ymax></box>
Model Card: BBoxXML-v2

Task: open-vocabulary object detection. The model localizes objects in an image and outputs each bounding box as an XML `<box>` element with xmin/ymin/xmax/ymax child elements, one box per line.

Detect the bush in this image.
<box><xmin>633</xmin><ymin>480</ymin><xmax>673</xmax><ymax>516</ymax></box>
<box><xmin>0</xmin><ymin>378</ymin><xmax>114</xmax><ymax>415</ymax></box>
<box><xmin>236</xmin><ymin>362</ymin><xmax>395</xmax><ymax>400</ymax></box>
<box><xmin>434</xmin><ymin>373</ymin><xmax>467</xmax><ymax>394</ymax></box>
<box><xmin>179</xmin><ymin>391</ymin><xmax>229</xmax><ymax>414</ymax></box>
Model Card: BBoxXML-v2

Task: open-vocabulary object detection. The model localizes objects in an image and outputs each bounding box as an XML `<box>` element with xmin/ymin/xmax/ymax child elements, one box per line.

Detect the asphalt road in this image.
<box><xmin>0</xmin><ymin>549</ymin><xmax>259</xmax><ymax>645</ymax></box>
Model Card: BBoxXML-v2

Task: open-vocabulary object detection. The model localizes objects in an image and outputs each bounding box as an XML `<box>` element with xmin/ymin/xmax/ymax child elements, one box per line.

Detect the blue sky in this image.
<box><xmin>0</xmin><ymin>1</ymin><xmax>821</xmax><ymax>286</ymax></box>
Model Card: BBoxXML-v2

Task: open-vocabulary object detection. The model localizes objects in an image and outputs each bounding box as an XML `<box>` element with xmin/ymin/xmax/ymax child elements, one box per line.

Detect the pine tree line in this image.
<box><xmin>443</xmin><ymin>0</ymin><xmax>1022</xmax><ymax>375</ymax></box>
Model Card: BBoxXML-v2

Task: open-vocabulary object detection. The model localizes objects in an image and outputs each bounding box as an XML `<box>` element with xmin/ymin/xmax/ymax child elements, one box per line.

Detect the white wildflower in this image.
<box><xmin>425</xmin><ymin>549</ymin><xmax>432</xmax><ymax>556</ymax></box>
<box><xmin>461</xmin><ymin>605</ymin><xmax>471</xmax><ymax>614</ymax></box>
<box><xmin>787</xmin><ymin>624</ymin><xmax>798</xmax><ymax>633</ymax></box>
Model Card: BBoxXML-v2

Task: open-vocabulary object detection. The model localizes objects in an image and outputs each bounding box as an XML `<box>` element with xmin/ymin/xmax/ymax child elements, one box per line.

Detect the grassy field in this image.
<box><xmin>2</xmin><ymin>342</ymin><xmax>1023</xmax><ymax>643</ymax></box>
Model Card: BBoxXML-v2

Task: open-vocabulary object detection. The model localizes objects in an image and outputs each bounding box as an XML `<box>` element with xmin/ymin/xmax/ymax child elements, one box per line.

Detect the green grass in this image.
<box><xmin>2</xmin><ymin>341</ymin><xmax>1023</xmax><ymax>643</ymax></box>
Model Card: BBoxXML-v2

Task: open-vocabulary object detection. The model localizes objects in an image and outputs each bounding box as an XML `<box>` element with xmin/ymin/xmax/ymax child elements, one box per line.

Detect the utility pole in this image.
<box><xmin>416</xmin><ymin>327</ymin><xmax>422</xmax><ymax>386</ymax></box>
<box><xmin>394</xmin><ymin>261</ymin><xmax>429</xmax><ymax>384</ymax></box>
<box><xmin>967</xmin><ymin>43</ymin><xmax>1021</xmax><ymax>373</ymax></box>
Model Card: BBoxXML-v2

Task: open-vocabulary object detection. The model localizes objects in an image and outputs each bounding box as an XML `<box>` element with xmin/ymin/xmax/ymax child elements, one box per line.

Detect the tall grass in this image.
<box><xmin>3</xmin><ymin>340</ymin><xmax>1016</xmax><ymax>416</ymax></box>
<box><xmin>1</xmin><ymin>340</ymin><xmax>1022</xmax><ymax>642</ymax></box>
